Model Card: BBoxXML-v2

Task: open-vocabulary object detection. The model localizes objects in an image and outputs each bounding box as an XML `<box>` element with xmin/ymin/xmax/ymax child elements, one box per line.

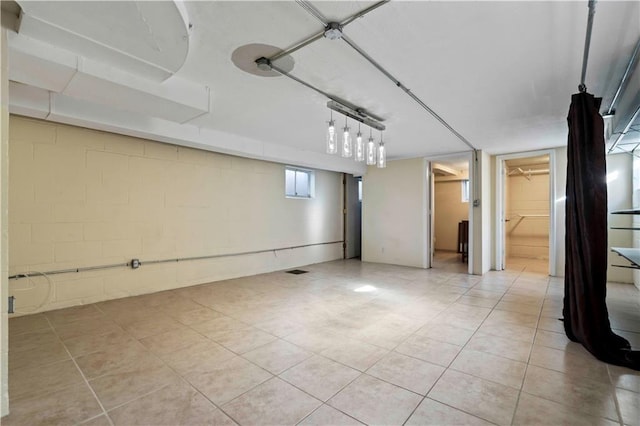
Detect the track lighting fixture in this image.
<box><xmin>325</xmin><ymin>100</ymin><xmax>387</xmax><ymax>168</ymax></box>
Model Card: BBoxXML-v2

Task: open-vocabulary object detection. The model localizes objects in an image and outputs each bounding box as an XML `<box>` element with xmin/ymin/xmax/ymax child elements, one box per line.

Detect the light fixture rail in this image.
<box><xmin>274</xmin><ymin>0</ymin><xmax>477</xmax><ymax>152</ymax></box>
<box><xmin>257</xmin><ymin>58</ymin><xmax>385</xmax><ymax>131</ymax></box>
<box><xmin>340</xmin><ymin>34</ymin><xmax>476</xmax><ymax>151</ymax></box>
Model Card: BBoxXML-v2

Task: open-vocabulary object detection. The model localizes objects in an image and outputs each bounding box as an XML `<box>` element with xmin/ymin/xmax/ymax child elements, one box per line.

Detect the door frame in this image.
<box><xmin>424</xmin><ymin>152</ymin><xmax>474</xmax><ymax>273</ymax></box>
<box><xmin>495</xmin><ymin>149</ymin><xmax>556</xmax><ymax>275</ymax></box>
<box><xmin>343</xmin><ymin>173</ymin><xmax>362</xmax><ymax>259</ymax></box>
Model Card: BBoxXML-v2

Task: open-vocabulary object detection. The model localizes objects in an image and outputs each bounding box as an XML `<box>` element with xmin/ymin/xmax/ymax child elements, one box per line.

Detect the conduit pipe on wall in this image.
<box><xmin>605</xmin><ymin>37</ymin><xmax>640</xmax><ymax>116</ymax></box>
<box><xmin>7</xmin><ymin>241</ymin><xmax>343</xmax><ymax>280</ymax></box>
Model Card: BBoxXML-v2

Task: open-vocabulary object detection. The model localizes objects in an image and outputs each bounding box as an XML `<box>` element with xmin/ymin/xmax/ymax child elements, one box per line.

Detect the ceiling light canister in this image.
<box><xmin>377</xmin><ymin>134</ymin><xmax>386</xmax><ymax>168</ymax></box>
<box><xmin>355</xmin><ymin>125</ymin><xmax>365</xmax><ymax>162</ymax></box>
<box><xmin>366</xmin><ymin>131</ymin><xmax>376</xmax><ymax>166</ymax></box>
<box><xmin>342</xmin><ymin>119</ymin><xmax>353</xmax><ymax>158</ymax></box>
<box><xmin>326</xmin><ymin>112</ymin><xmax>337</xmax><ymax>154</ymax></box>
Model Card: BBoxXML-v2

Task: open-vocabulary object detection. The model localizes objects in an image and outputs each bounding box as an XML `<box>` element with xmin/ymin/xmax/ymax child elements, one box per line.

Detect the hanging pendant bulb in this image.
<box><xmin>342</xmin><ymin>117</ymin><xmax>352</xmax><ymax>158</ymax></box>
<box><xmin>366</xmin><ymin>128</ymin><xmax>376</xmax><ymax>166</ymax></box>
<box><xmin>377</xmin><ymin>132</ymin><xmax>386</xmax><ymax>168</ymax></box>
<box><xmin>355</xmin><ymin>123</ymin><xmax>365</xmax><ymax>162</ymax></box>
<box><xmin>326</xmin><ymin>111</ymin><xmax>337</xmax><ymax>154</ymax></box>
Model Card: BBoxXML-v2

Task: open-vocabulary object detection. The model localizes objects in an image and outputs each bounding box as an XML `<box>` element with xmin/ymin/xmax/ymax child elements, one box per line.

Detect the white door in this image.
<box><xmin>495</xmin><ymin>151</ymin><xmax>556</xmax><ymax>275</ymax></box>
<box><xmin>344</xmin><ymin>174</ymin><xmax>361</xmax><ymax>259</ymax></box>
<box><xmin>500</xmin><ymin>161</ymin><xmax>508</xmax><ymax>270</ymax></box>
<box><xmin>429</xmin><ymin>163</ymin><xmax>435</xmax><ymax>267</ymax></box>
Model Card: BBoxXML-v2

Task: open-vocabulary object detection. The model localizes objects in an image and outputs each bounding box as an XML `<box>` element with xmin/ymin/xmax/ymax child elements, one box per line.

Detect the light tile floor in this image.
<box><xmin>4</xmin><ymin>259</ymin><xmax>640</xmax><ymax>426</ymax></box>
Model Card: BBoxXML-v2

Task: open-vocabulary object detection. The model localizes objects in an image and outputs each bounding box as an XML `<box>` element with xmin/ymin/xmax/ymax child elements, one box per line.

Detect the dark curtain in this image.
<box><xmin>564</xmin><ymin>91</ymin><xmax>640</xmax><ymax>370</ymax></box>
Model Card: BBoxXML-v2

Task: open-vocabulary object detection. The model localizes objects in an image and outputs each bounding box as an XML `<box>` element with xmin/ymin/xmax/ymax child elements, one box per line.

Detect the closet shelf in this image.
<box><xmin>611</xmin><ymin>209</ymin><xmax>640</xmax><ymax>215</ymax></box>
<box><xmin>611</xmin><ymin>247</ymin><xmax>640</xmax><ymax>268</ymax></box>
<box><xmin>609</xmin><ymin>209</ymin><xmax>640</xmax><ymax>269</ymax></box>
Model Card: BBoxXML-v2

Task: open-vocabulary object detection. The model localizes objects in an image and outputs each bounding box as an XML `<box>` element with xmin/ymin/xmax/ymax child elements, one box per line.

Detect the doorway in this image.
<box><xmin>344</xmin><ymin>174</ymin><xmax>362</xmax><ymax>259</ymax></box>
<box><xmin>496</xmin><ymin>151</ymin><xmax>556</xmax><ymax>275</ymax></box>
<box><xmin>428</xmin><ymin>155</ymin><xmax>472</xmax><ymax>273</ymax></box>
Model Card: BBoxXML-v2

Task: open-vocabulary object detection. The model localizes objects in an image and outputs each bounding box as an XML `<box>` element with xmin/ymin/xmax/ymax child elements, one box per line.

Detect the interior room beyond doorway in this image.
<box><xmin>432</xmin><ymin>158</ymin><xmax>470</xmax><ymax>272</ymax></box>
<box><xmin>503</xmin><ymin>155</ymin><xmax>550</xmax><ymax>274</ymax></box>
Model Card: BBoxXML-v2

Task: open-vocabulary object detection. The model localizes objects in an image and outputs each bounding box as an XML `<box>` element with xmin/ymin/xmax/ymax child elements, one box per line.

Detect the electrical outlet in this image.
<box><xmin>131</xmin><ymin>259</ymin><xmax>141</xmax><ymax>269</ymax></box>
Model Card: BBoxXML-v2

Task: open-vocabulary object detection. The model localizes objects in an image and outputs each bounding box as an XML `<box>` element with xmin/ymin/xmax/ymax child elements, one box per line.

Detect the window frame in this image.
<box><xmin>285</xmin><ymin>166</ymin><xmax>315</xmax><ymax>199</ymax></box>
<box><xmin>461</xmin><ymin>179</ymin><xmax>470</xmax><ymax>203</ymax></box>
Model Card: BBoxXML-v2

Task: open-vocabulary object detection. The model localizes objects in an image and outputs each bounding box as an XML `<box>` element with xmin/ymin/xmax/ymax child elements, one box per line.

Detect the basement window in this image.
<box><xmin>461</xmin><ymin>179</ymin><xmax>470</xmax><ymax>202</ymax></box>
<box><xmin>285</xmin><ymin>167</ymin><xmax>314</xmax><ymax>198</ymax></box>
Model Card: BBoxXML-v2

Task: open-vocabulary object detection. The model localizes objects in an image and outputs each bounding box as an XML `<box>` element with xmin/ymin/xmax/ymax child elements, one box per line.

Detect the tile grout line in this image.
<box><xmin>402</xmin><ymin>272</ymin><xmax>517</xmax><ymax>424</ymax></box>
<box><xmin>606</xmin><ymin>364</ymin><xmax>626</xmax><ymax>426</ymax></box>
<box><xmin>98</xmin><ymin>298</ymin><xmax>267</xmax><ymax>425</ymax></box>
<box><xmin>43</xmin><ymin>316</ymin><xmax>115</xmax><ymax>426</ymax></box>
<box><xmin>400</xmin><ymin>271</ymin><xmax>523</xmax><ymax>425</ymax></box>
<box><xmin>514</xmin><ymin>277</ymin><xmax>624</xmax><ymax>425</ymax></box>
<box><xmin>294</xmin><ymin>402</ymin><xmax>363</xmax><ymax>426</ymax></box>
<box><xmin>507</xmin><ymin>272</ymin><xmax>548</xmax><ymax>425</ymax></box>
<box><xmin>11</xmin><ymin>261</ymin><xmax>634</xmax><ymax>426</ymax></box>
<box><xmin>109</xmin><ymin>291</ymin><xmax>350</xmax><ymax>425</ymax></box>
<box><xmin>70</xmin><ymin>301</ymin><xmax>236</xmax><ymax>421</ymax></box>
<box><xmin>440</xmin><ymin>269</ymin><xmax>526</xmax><ymax>425</ymax></box>
<box><xmin>126</xmin><ymin>325</ymin><xmax>252</xmax><ymax>425</ymax></box>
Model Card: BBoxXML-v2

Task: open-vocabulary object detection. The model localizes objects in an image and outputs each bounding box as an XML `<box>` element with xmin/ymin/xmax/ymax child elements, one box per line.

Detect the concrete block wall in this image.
<box><xmin>8</xmin><ymin>115</ymin><xmax>343</xmax><ymax>314</ymax></box>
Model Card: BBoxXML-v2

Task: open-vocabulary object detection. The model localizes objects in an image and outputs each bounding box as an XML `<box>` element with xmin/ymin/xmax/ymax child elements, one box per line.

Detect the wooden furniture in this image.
<box><xmin>457</xmin><ymin>220</ymin><xmax>469</xmax><ymax>263</ymax></box>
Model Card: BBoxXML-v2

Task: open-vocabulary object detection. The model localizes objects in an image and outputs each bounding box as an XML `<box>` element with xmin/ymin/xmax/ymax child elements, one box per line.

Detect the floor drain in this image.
<box><xmin>286</xmin><ymin>269</ymin><xmax>308</xmax><ymax>275</ymax></box>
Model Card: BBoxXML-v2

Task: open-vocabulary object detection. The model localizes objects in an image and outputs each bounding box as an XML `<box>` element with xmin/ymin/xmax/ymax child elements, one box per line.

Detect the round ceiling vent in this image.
<box><xmin>231</xmin><ymin>43</ymin><xmax>295</xmax><ymax>77</ymax></box>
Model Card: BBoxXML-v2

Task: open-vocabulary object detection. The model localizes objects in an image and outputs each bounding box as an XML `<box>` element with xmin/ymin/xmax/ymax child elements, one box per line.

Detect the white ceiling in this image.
<box><xmin>3</xmin><ymin>1</ymin><xmax>640</xmax><ymax>172</ymax></box>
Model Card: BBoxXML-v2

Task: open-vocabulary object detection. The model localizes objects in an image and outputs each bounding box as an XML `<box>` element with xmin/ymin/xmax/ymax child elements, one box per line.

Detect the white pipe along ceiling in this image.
<box><xmin>2</xmin><ymin>0</ymin><xmax>639</xmax><ymax>173</ymax></box>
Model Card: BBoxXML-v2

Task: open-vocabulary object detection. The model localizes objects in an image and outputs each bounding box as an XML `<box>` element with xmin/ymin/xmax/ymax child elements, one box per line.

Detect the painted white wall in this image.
<box><xmin>471</xmin><ymin>151</ymin><xmax>491</xmax><ymax>274</ymax></box>
<box><xmin>607</xmin><ymin>153</ymin><xmax>633</xmax><ymax>283</ymax></box>
<box><xmin>362</xmin><ymin>158</ymin><xmax>427</xmax><ymax>268</ymax></box>
<box><xmin>1</xmin><ymin>27</ymin><xmax>9</xmax><ymax>419</ymax></box>
<box><xmin>633</xmin><ymin>155</ymin><xmax>640</xmax><ymax>290</ymax></box>
<box><xmin>481</xmin><ymin>151</ymin><xmax>493</xmax><ymax>273</ymax></box>
<box><xmin>434</xmin><ymin>180</ymin><xmax>469</xmax><ymax>251</ymax></box>
<box><xmin>553</xmin><ymin>147</ymin><xmax>567</xmax><ymax>277</ymax></box>
<box><xmin>7</xmin><ymin>116</ymin><xmax>344</xmax><ymax>314</ymax></box>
